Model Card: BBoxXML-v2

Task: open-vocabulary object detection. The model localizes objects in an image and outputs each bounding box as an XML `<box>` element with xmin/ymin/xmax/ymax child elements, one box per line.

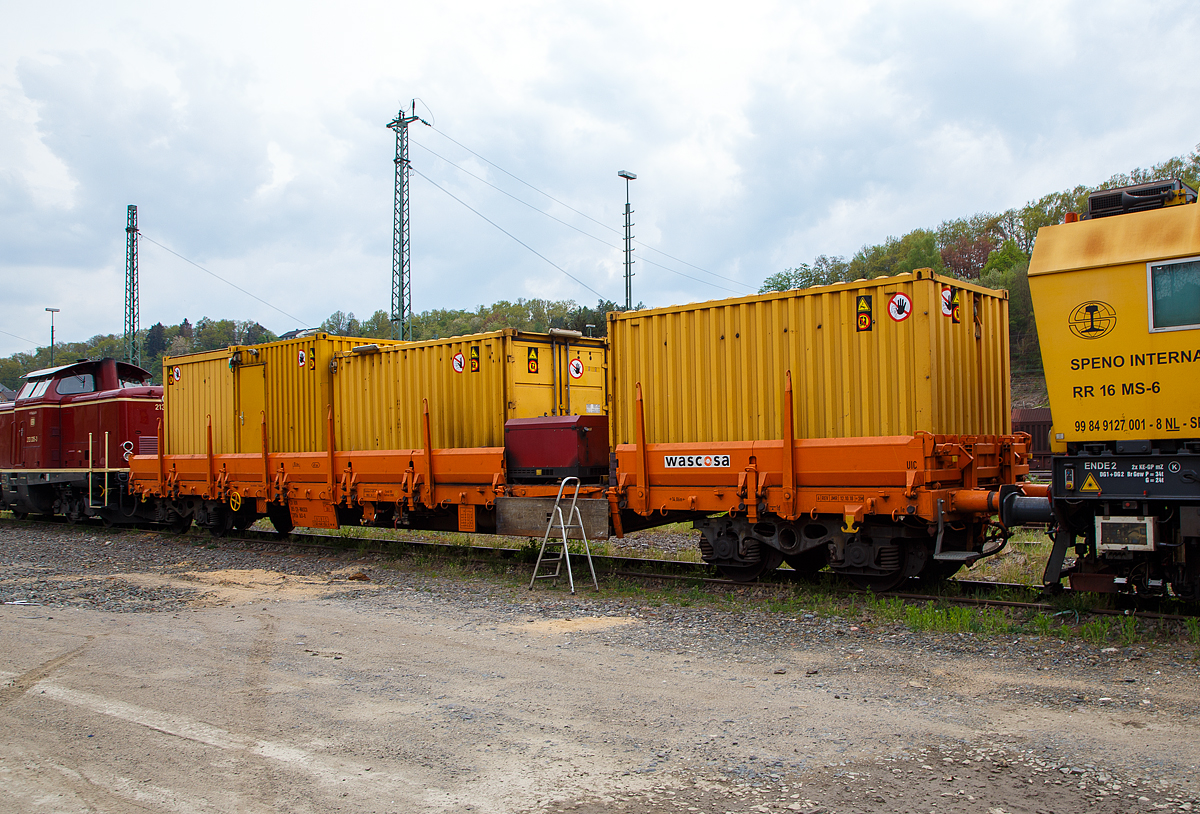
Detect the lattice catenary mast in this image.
<box><xmin>387</xmin><ymin>101</ymin><xmax>430</xmax><ymax>340</ymax></box>
<box><xmin>124</xmin><ymin>204</ymin><xmax>140</xmax><ymax>366</ymax></box>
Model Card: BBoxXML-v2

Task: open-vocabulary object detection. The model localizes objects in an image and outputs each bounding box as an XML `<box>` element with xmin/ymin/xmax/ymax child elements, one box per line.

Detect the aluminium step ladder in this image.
<box><xmin>528</xmin><ymin>477</ymin><xmax>599</xmax><ymax>594</ymax></box>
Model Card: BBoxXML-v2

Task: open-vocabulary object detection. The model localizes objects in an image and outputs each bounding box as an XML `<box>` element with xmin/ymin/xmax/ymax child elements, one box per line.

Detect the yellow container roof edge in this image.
<box><xmin>606</xmin><ymin>269</ymin><xmax>1006</xmax><ymax>322</ymax></box>
<box><xmin>162</xmin><ymin>348</ymin><xmax>232</xmax><ymax>365</ymax></box>
<box><xmin>1029</xmin><ymin>203</ymin><xmax>1200</xmax><ymax>277</ymax></box>
<box><xmin>163</xmin><ymin>334</ymin><xmax>400</xmax><ymax>366</ymax></box>
<box><xmin>331</xmin><ymin>329</ymin><xmax>605</xmax><ymax>356</ymax></box>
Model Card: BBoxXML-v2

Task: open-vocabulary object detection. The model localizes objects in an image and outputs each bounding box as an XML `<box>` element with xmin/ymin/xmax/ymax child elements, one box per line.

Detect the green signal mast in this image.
<box><xmin>125</xmin><ymin>204</ymin><xmax>140</xmax><ymax>366</ymax></box>
<box><xmin>387</xmin><ymin>101</ymin><xmax>430</xmax><ymax>341</ymax></box>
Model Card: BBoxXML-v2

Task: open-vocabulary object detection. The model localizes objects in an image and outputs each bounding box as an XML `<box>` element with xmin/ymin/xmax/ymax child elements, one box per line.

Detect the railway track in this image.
<box><xmin>6</xmin><ymin>514</ymin><xmax>1195</xmax><ymax>623</ymax></box>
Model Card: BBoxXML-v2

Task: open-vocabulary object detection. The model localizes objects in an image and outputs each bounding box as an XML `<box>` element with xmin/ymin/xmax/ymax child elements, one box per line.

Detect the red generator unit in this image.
<box><xmin>1</xmin><ymin>358</ymin><xmax>162</xmax><ymax>523</ymax></box>
<box><xmin>505</xmin><ymin>415</ymin><xmax>609</xmax><ymax>482</ymax></box>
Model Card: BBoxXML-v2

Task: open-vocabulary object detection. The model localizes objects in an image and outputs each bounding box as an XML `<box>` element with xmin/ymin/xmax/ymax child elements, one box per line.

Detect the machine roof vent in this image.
<box><xmin>1084</xmin><ymin>178</ymin><xmax>1197</xmax><ymax>219</ymax></box>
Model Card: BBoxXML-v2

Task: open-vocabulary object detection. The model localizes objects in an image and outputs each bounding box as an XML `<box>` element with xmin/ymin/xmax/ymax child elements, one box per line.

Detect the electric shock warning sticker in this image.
<box><xmin>527</xmin><ymin>347</ymin><xmax>539</xmax><ymax>373</ymax></box>
<box><xmin>663</xmin><ymin>454</ymin><xmax>732</xmax><ymax>468</ymax></box>
<box><xmin>469</xmin><ymin>346</ymin><xmax>480</xmax><ymax>372</ymax></box>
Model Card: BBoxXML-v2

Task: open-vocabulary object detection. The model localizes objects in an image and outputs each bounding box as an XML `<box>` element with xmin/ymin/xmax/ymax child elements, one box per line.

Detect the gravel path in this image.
<box><xmin>3</xmin><ymin>519</ymin><xmax>1200</xmax><ymax>813</ymax></box>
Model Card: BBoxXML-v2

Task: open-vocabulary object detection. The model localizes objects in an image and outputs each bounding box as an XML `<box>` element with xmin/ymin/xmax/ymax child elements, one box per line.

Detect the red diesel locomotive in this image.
<box><xmin>0</xmin><ymin>358</ymin><xmax>162</xmax><ymax>523</ymax></box>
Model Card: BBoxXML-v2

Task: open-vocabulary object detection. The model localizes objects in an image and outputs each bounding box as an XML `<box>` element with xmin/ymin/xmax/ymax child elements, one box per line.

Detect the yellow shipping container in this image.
<box><xmin>607</xmin><ymin>269</ymin><xmax>1010</xmax><ymax>445</ymax></box>
<box><xmin>332</xmin><ymin>329</ymin><xmax>607</xmax><ymax>450</ymax></box>
<box><xmin>164</xmin><ymin>334</ymin><xmax>401</xmax><ymax>454</ymax></box>
<box><xmin>1028</xmin><ymin>201</ymin><xmax>1200</xmax><ymax>447</ymax></box>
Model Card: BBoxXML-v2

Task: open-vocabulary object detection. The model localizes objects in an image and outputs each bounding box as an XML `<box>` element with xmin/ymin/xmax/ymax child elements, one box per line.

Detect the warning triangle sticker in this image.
<box><xmin>1079</xmin><ymin>474</ymin><xmax>1101</xmax><ymax>493</ymax></box>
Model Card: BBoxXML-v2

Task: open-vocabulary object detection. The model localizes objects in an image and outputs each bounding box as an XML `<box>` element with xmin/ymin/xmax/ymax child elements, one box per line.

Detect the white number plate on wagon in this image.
<box><xmin>663</xmin><ymin>454</ymin><xmax>731</xmax><ymax>468</ymax></box>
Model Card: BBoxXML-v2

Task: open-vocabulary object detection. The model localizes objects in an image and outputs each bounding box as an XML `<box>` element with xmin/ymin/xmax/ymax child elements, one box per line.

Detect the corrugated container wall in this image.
<box><xmin>332</xmin><ymin>330</ymin><xmax>607</xmax><ymax>451</ymax></box>
<box><xmin>164</xmin><ymin>335</ymin><xmax>401</xmax><ymax>455</ymax></box>
<box><xmin>163</xmin><ymin>350</ymin><xmax>234</xmax><ymax>455</ymax></box>
<box><xmin>607</xmin><ymin>270</ymin><xmax>1010</xmax><ymax>445</ymax></box>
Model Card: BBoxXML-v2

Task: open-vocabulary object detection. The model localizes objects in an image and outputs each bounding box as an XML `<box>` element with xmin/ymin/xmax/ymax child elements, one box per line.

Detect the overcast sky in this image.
<box><xmin>2</xmin><ymin>0</ymin><xmax>1199</xmax><ymax>357</ymax></box>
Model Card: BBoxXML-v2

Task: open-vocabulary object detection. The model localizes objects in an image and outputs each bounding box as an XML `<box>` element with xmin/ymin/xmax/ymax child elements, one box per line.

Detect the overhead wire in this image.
<box><xmin>413</xmin><ymin>142</ymin><xmax>747</xmax><ymax>296</ymax></box>
<box><xmin>0</xmin><ymin>328</ymin><xmax>39</xmax><ymax>346</ymax></box>
<box><xmin>139</xmin><ymin>234</ymin><xmax>307</xmax><ymax>326</ymax></box>
<box><xmin>427</xmin><ymin>126</ymin><xmax>755</xmax><ymax>292</ymax></box>
<box><xmin>410</xmin><ymin>166</ymin><xmax>607</xmax><ymax>301</ymax></box>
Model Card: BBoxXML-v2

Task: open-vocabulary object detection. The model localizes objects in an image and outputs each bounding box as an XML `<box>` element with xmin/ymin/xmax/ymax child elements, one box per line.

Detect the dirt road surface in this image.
<box><xmin>2</xmin><ymin>523</ymin><xmax>1199</xmax><ymax>813</ymax></box>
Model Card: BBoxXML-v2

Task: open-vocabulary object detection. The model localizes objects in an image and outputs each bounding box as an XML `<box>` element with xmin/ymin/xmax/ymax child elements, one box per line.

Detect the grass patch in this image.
<box><xmin>967</xmin><ymin>526</ymin><xmax>1055</xmax><ymax>584</ymax></box>
<box><xmin>901</xmin><ymin>602</ymin><xmax>1016</xmax><ymax>634</ymax></box>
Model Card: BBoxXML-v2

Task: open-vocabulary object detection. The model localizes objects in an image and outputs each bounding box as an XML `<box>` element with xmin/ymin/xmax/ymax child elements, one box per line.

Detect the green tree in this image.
<box><xmin>359</xmin><ymin>310</ymin><xmax>393</xmax><ymax>338</ymax></box>
<box><xmin>193</xmin><ymin>318</ymin><xmax>238</xmax><ymax>351</ymax></box>
<box><xmin>144</xmin><ymin>323</ymin><xmax>168</xmax><ymax>359</ymax></box>
<box><xmin>759</xmin><ymin>260</ymin><xmax>848</xmax><ymax>292</ymax></box>
<box><xmin>320</xmin><ymin>310</ymin><xmax>361</xmax><ymax>336</ymax></box>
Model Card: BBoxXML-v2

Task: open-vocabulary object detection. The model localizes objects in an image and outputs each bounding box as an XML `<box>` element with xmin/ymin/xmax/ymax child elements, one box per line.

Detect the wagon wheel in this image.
<box><xmin>918</xmin><ymin>559</ymin><xmax>963</xmax><ymax>585</ymax></box>
<box><xmin>715</xmin><ymin>547</ymin><xmax>784</xmax><ymax>582</ymax></box>
<box><xmin>847</xmin><ymin>568</ymin><xmax>908</xmax><ymax>592</ymax></box>
<box><xmin>171</xmin><ymin>514</ymin><xmax>192</xmax><ymax>534</ymax></box>
<box><xmin>266</xmin><ymin>504</ymin><xmax>294</xmax><ymax>538</ymax></box>
<box><xmin>783</xmin><ymin>547</ymin><xmax>829</xmax><ymax>579</ymax></box>
<box><xmin>844</xmin><ymin>547</ymin><xmax>916</xmax><ymax>593</ymax></box>
<box><xmin>12</xmin><ymin>511</ymin><xmax>28</xmax><ymax>521</ymax></box>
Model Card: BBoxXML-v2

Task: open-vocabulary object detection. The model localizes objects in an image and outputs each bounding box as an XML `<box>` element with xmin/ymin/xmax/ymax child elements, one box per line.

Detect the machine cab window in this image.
<box><xmin>1148</xmin><ymin>256</ymin><xmax>1200</xmax><ymax>331</ymax></box>
<box><xmin>56</xmin><ymin>373</ymin><xmax>96</xmax><ymax>395</ymax></box>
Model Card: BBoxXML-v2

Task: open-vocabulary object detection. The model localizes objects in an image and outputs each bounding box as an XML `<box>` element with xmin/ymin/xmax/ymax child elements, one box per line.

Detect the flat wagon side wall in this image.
<box><xmin>607</xmin><ymin>270</ymin><xmax>1010</xmax><ymax>445</ymax></box>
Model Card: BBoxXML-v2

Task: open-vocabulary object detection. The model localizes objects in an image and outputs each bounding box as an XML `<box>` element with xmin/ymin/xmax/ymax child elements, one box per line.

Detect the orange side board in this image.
<box><xmin>127</xmin><ymin>446</ymin><xmax>605</xmax><ymax>526</ymax></box>
<box><xmin>611</xmin><ymin>432</ymin><xmax>1030</xmax><ymax>527</ymax></box>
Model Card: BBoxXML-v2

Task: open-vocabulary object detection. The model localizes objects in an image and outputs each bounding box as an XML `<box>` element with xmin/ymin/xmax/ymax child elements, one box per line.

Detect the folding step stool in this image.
<box><xmin>528</xmin><ymin>477</ymin><xmax>599</xmax><ymax>594</ymax></box>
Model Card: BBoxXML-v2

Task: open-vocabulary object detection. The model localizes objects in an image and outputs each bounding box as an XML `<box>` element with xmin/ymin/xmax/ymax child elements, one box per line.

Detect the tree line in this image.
<box><xmin>759</xmin><ymin>144</ymin><xmax>1200</xmax><ymax>377</ymax></box>
<box><xmin>0</xmin><ymin>300</ymin><xmax>627</xmax><ymax>390</ymax></box>
<box><xmin>3</xmin><ymin>143</ymin><xmax>1197</xmax><ymax>392</ymax></box>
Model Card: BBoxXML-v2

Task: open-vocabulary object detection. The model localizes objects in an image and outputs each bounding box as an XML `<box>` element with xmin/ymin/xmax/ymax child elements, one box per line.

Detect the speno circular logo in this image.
<box><xmin>1068</xmin><ymin>301</ymin><xmax>1117</xmax><ymax>339</ymax></box>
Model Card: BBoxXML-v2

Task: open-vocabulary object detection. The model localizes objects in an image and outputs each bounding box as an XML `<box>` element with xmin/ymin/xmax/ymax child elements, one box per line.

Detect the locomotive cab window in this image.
<box><xmin>17</xmin><ymin>379</ymin><xmax>53</xmax><ymax>400</ymax></box>
<box><xmin>1148</xmin><ymin>256</ymin><xmax>1200</xmax><ymax>331</ymax></box>
<box><xmin>55</xmin><ymin>373</ymin><xmax>95</xmax><ymax>395</ymax></box>
<box><xmin>119</xmin><ymin>374</ymin><xmax>149</xmax><ymax>389</ymax></box>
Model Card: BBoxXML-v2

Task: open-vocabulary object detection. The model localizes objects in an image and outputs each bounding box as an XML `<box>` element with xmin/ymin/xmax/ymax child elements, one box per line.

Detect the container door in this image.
<box><xmin>561</xmin><ymin>340</ymin><xmax>607</xmax><ymax>417</ymax></box>
<box><xmin>235</xmin><ymin>364</ymin><xmax>267</xmax><ymax>453</ymax></box>
<box><xmin>510</xmin><ymin>338</ymin><xmax>555</xmax><ymax>417</ymax></box>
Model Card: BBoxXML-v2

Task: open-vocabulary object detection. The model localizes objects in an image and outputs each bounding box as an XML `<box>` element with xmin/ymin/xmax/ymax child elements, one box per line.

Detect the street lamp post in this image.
<box><xmin>45</xmin><ymin>307</ymin><xmax>60</xmax><ymax>366</ymax></box>
<box><xmin>618</xmin><ymin>170</ymin><xmax>636</xmax><ymax>310</ymax></box>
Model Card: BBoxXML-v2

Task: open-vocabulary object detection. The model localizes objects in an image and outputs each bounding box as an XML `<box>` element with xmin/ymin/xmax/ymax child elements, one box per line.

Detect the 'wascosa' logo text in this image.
<box><xmin>664</xmin><ymin>454</ymin><xmax>731</xmax><ymax>468</ymax></box>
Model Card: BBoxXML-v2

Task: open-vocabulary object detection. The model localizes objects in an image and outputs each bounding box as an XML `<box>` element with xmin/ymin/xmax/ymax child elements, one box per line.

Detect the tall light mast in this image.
<box><xmin>124</xmin><ymin>204</ymin><xmax>140</xmax><ymax>365</ymax></box>
<box><xmin>387</xmin><ymin>101</ymin><xmax>430</xmax><ymax>340</ymax></box>
<box><xmin>618</xmin><ymin>170</ymin><xmax>637</xmax><ymax>310</ymax></box>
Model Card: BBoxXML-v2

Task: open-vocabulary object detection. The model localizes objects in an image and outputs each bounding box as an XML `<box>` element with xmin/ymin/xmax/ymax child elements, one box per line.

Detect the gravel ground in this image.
<box><xmin>3</xmin><ymin>519</ymin><xmax>1200</xmax><ymax>813</ymax></box>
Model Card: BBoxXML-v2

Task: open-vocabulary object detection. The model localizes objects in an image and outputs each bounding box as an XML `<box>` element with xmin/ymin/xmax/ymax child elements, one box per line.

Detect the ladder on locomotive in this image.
<box><xmin>528</xmin><ymin>477</ymin><xmax>599</xmax><ymax>594</ymax></box>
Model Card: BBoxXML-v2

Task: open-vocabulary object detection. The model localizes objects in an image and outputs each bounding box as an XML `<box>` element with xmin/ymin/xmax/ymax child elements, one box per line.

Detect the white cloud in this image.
<box><xmin>2</xmin><ymin>0</ymin><xmax>1200</xmax><ymax>356</ymax></box>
